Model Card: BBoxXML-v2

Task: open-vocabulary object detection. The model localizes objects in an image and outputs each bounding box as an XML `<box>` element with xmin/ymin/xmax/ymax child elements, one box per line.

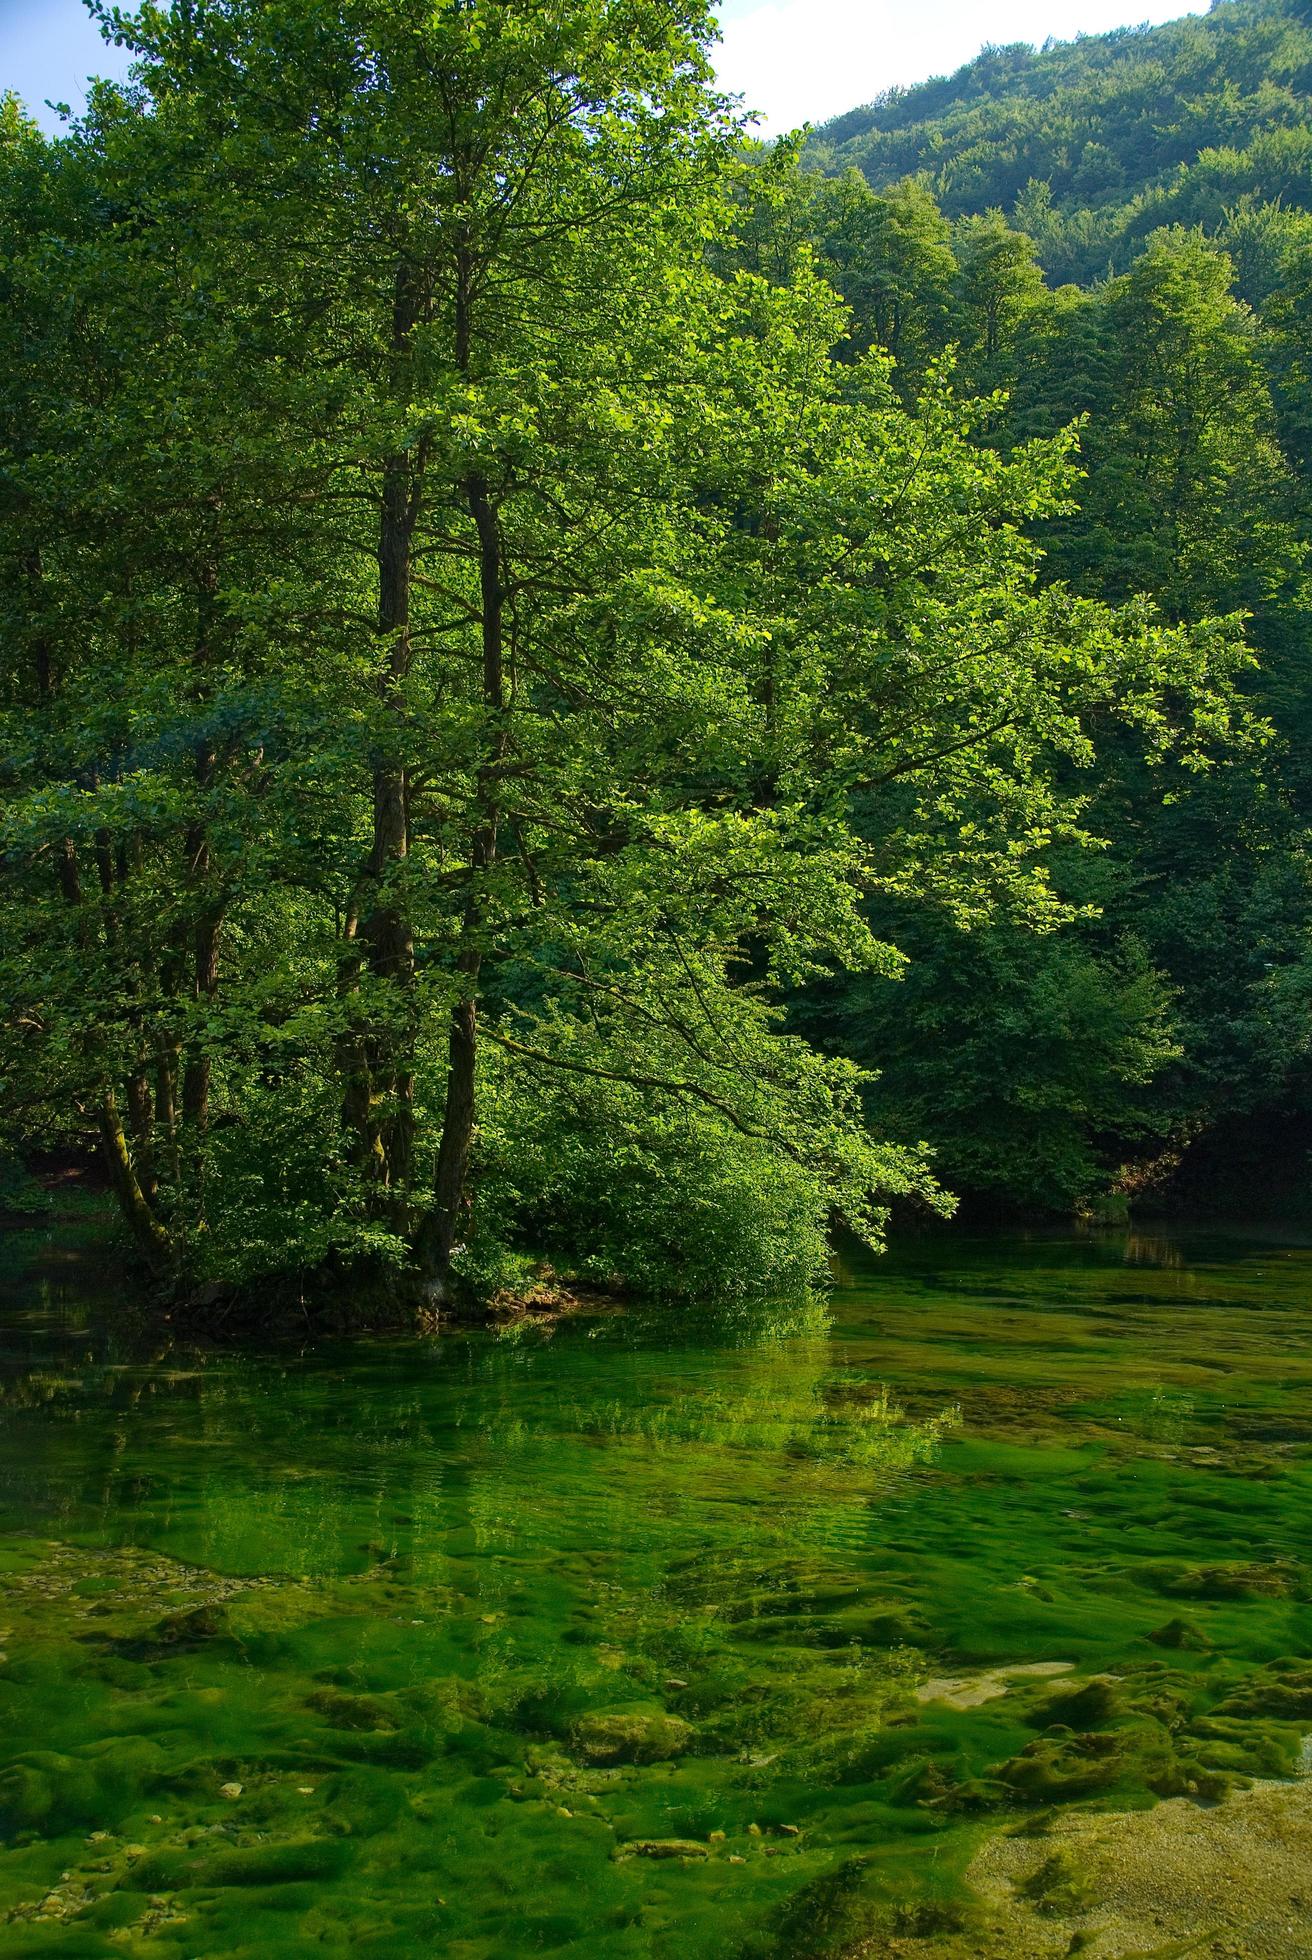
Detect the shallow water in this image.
<box><xmin>1</xmin><ymin>1225</ymin><xmax>1311</xmax><ymax>1956</ymax></box>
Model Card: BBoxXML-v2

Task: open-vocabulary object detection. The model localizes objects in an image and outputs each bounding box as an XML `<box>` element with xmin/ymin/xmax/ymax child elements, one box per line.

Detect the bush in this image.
<box><xmin>459</xmin><ymin>1063</ymin><xmax>835</xmax><ymax>1303</ymax></box>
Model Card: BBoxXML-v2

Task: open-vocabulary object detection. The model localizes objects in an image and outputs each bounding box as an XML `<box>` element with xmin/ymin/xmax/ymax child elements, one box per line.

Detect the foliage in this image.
<box><xmin>0</xmin><ymin>4</ymin><xmax>1245</xmax><ymax>1304</ymax></box>
<box><xmin>0</xmin><ymin>1</ymin><xmax>1287</xmax><ymax>1303</ymax></box>
<box><xmin>803</xmin><ymin>906</ymin><xmax>1182</xmax><ymax>1214</ymax></box>
<box><xmin>787</xmin><ymin>0</ymin><xmax>1312</xmax><ymax>1216</ymax></box>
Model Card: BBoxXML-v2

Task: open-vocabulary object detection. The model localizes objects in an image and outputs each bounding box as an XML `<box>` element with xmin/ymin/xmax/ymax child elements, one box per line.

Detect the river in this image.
<box><xmin>1</xmin><ymin>1225</ymin><xmax>1310</xmax><ymax>1956</ymax></box>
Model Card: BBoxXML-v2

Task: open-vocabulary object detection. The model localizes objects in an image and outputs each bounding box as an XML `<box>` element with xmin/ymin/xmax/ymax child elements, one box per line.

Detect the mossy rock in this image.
<box><xmin>896</xmin><ymin>1760</ymin><xmax>958</xmax><ymax>1806</ymax></box>
<box><xmin>995</xmin><ymin>1730</ymin><xmax>1126</xmax><ymax>1802</ymax></box>
<box><xmin>767</xmin><ymin>1851</ymin><xmax>884</xmax><ymax>1957</ymax></box>
<box><xmin>322</xmin><ymin>1767</ymin><xmax>409</xmax><ymax>1836</ymax></box>
<box><xmin>200</xmin><ymin>1836</ymin><xmax>356</xmax><ymax>1887</ymax></box>
<box><xmin>320</xmin><ymin>1728</ymin><xmax>435</xmax><ymax>1769</ymax></box>
<box><xmin>725</xmin><ymin>1580</ymin><xmax>866</xmax><ymax>1624</ymax></box>
<box><xmin>895</xmin><ymin>1760</ymin><xmax>997</xmax><ymax>1813</ymax></box>
<box><xmin>1216</xmin><ymin>1664</ymin><xmax>1312</xmax><ymax>1721</ymax></box>
<box><xmin>856</xmin><ymin>1605</ymin><xmax>932</xmax><ymax>1647</ymax></box>
<box><xmin>613</xmin><ymin>1837</ymin><xmax>709</xmax><ymax>1860</ymax></box>
<box><xmin>85</xmin><ymin>1888</ymin><xmax>155</xmax><ymax>1930</ymax></box>
<box><xmin>1187</xmin><ymin>1715</ymin><xmax>1301</xmax><ymax>1777</ymax></box>
<box><xmin>152</xmin><ymin>1602</ymin><xmax>232</xmax><ymax>1645</ymax></box>
<box><xmin>305</xmin><ymin>1687</ymin><xmax>399</xmax><ymax>1732</ymax></box>
<box><xmin>891</xmin><ymin>1900</ymin><xmax>968</xmax><ymax>1937</ymax></box>
<box><xmin>571</xmin><ymin>1710</ymin><xmax>693</xmax><ymax>1765</ymax></box>
<box><xmin>0</xmin><ymin>1752</ymin><xmax>99</xmax><ymax>1837</ymax></box>
<box><xmin>1029</xmin><ymin>1675</ymin><xmax>1123</xmax><ymax>1731</ymax></box>
<box><xmin>119</xmin><ymin>1846</ymin><xmax>196</xmax><ymax>1891</ymax></box>
<box><xmin>10</xmin><ymin>1928</ymin><xmax>123</xmax><ymax>1958</ymax></box>
<box><xmin>1147</xmin><ymin>1617</ymin><xmax>1211</xmax><ymax>1651</ymax></box>
<box><xmin>1141</xmin><ymin>1560</ymin><xmax>1297</xmax><ymax>1601</ymax></box>
<box><xmin>1145</xmin><ymin>1755</ymin><xmax>1231</xmax><ymax>1801</ymax></box>
<box><xmin>102</xmin><ymin>1601</ymin><xmax>240</xmax><ymax>1659</ymax></box>
<box><xmin>0</xmin><ymin>1737</ymin><xmax>166</xmax><ymax>1838</ymax></box>
<box><xmin>128</xmin><ymin>1836</ymin><xmax>354</xmax><ymax>1890</ymax></box>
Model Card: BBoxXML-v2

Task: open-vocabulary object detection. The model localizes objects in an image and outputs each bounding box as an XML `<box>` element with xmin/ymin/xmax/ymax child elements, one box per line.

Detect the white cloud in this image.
<box><xmin>713</xmin><ymin>0</ymin><xmax>1208</xmax><ymax>136</ymax></box>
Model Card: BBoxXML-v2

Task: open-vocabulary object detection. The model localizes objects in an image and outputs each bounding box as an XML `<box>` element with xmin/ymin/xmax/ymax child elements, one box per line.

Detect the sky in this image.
<box><xmin>1</xmin><ymin>0</ymin><xmax>1211</xmax><ymax>137</ymax></box>
<box><xmin>714</xmin><ymin>0</ymin><xmax>1210</xmax><ymax>134</ymax></box>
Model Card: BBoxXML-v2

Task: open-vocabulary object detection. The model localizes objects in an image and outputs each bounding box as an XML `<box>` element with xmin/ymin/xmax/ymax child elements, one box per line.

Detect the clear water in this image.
<box><xmin>1</xmin><ymin>1225</ymin><xmax>1311</xmax><ymax>1956</ymax></box>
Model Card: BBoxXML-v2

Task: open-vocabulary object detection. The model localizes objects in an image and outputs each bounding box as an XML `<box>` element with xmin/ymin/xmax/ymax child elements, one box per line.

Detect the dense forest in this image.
<box><xmin>0</xmin><ymin>0</ymin><xmax>1305</xmax><ymax>1316</ymax></box>
<box><xmin>786</xmin><ymin>0</ymin><xmax>1312</xmax><ymax>1222</ymax></box>
<box><xmin>807</xmin><ymin>0</ymin><xmax>1312</xmax><ymax>290</ymax></box>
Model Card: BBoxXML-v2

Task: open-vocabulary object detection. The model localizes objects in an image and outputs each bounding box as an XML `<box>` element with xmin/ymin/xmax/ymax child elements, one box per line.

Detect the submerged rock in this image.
<box><xmin>1027</xmin><ymin>1674</ymin><xmax>1122</xmax><ymax>1731</ymax></box>
<box><xmin>151</xmin><ymin>1603</ymin><xmax>231</xmax><ymax>1647</ymax></box>
<box><xmin>614</xmin><ymin>1837</ymin><xmax>709</xmax><ymax>1861</ymax></box>
<box><xmin>1147</xmin><ymin>1616</ymin><xmax>1211</xmax><ymax>1650</ymax></box>
<box><xmin>305</xmin><ymin>1687</ymin><xmax>398</xmax><ymax>1732</ymax></box>
<box><xmin>915</xmin><ymin>1661</ymin><xmax>1074</xmax><ymax>1711</ymax></box>
<box><xmin>1141</xmin><ymin>1559</ymin><xmax>1299</xmax><ymax>1601</ymax></box>
<box><xmin>995</xmin><ymin>1730</ymin><xmax>1126</xmax><ymax>1802</ymax></box>
<box><xmin>1217</xmin><ymin>1661</ymin><xmax>1312</xmax><ymax>1722</ymax></box>
<box><xmin>571</xmin><ymin>1711</ymin><xmax>693</xmax><ymax>1766</ymax></box>
<box><xmin>0</xmin><ymin>1754</ymin><xmax>97</xmax><ymax>1839</ymax></box>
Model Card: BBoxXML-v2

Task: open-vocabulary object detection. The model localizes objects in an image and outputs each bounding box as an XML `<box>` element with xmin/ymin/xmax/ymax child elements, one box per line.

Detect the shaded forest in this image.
<box><xmin>787</xmin><ymin>0</ymin><xmax>1312</xmax><ymax>1220</ymax></box>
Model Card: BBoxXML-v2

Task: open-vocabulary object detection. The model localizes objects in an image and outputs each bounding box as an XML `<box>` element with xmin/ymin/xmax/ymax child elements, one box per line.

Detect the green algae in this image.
<box><xmin>0</xmin><ymin>1227</ymin><xmax>1310</xmax><ymax>1955</ymax></box>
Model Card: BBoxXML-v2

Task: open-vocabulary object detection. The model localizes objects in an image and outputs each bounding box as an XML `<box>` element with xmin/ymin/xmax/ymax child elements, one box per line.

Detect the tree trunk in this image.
<box><xmin>126</xmin><ymin>1064</ymin><xmax>158</xmax><ymax>1206</ymax></box>
<box><xmin>157</xmin><ymin>1031</ymin><xmax>183</xmax><ymax>1190</ymax></box>
<box><xmin>427</xmin><ymin>988</ymin><xmax>478</xmax><ymax>1294</ymax></box>
<box><xmin>341</xmin><ymin>262</ymin><xmax>426</xmax><ymax>1210</ymax></box>
<box><xmin>420</xmin><ymin>471</ymin><xmax>506</xmax><ymax>1303</ymax></box>
<box><xmin>99</xmin><ymin>1087</ymin><xmax>173</xmax><ymax>1274</ymax></box>
<box><xmin>182</xmin><ymin>805</ymin><xmax>220</xmax><ymax>1138</ymax></box>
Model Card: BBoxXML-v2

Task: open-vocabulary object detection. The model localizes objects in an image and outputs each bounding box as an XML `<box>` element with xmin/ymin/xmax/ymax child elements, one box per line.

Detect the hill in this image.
<box><xmin>804</xmin><ymin>0</ymin><xmax>1312</xmax><ymax>286</ymax></box>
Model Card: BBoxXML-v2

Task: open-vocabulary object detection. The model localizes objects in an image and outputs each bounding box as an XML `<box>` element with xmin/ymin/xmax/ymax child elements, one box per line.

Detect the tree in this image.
<box><xmin>803</xmin><ymin>904</ymin><xmax>1182</xmax><ymax>1216</ymax></box>
<box><xmin>806</xmin><ymin>172</ymin><xmax>959</xmax><ymax>392</ymax></box>
<box><xmin>1055</xmin><ymin>231</ymin><xmax>1304</xmax><ymax>626</ymax></box>
<box><xmin>0</xmin><ymin>11</ymin><xmax>1251</xmax><ymax>1310</ymax></box>
<box><xmin>1266</xmin><ymin>236</ymin><xmax>1312</xmax><ymax>476</ymax></box>
<box><xmin>951</xmin><ymin>211</ymin><xmax>1046</xmax><ymax>389</ymax></box>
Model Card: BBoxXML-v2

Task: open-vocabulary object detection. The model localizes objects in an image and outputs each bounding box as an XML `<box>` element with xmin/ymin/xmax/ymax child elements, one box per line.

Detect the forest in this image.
<box><xmin>1</xmin><ymin>0</ymin><xmax>1309</xmax><ymax>1316</ymax></box>
<box><xmin>800</xmin><ymin>0</ymin><xmax>1312</xmax><ymax>1225</ymax></box>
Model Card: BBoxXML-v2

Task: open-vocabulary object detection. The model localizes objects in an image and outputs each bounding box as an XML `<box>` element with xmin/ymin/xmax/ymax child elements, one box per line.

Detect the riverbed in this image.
<box><xmin>1</xmin><ymin>1226</ymin><xmax>1310</xmax><ymax>1956</ymax></box>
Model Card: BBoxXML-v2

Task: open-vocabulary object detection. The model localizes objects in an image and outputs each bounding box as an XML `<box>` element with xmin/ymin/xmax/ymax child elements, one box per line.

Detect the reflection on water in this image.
<box><xmin>1</xmin><ymin>1227</ymin><xmax>1311</xmax><ymax>1956</ymax></box>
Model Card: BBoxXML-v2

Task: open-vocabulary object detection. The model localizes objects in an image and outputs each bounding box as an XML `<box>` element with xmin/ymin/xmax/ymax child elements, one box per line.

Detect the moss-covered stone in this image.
<box><xmin>1216</xmin><ymin>1661</ymin><xmax>1312</xmax><ymax>1721</ymax></box>
<box><xmin>571</xmin><ymin>1711</ymin><xmax>693</xmax><ymax>1765</ymax></box>
<box><xmin>1147</xmin><ymin>1616</ymin><xmax>1211</xmax><ymax>1650</ymax></box>
<box><xmin>995</xmin><ymin>1730</ymin><xmax>1126</xmax><ymax>1802</ymax></box>
<box><xmin>613</xmin><ymin>1837</ymin><xmax>709</xmax><ymax>1860</ymax></box>
<box><xmin>305</xmin><ymin>1687</ymin><xmax>399</xmax><ymax>1732</ymax></box>
<box><xmin>1028</xmin><ymin>1675</ymin><xmax>1122</xmax><ymax>1731</ymax></box>
<box><xmin>1140</xmin><ymin>1559</ymin><xmax>1298</xmax><ymax>1601</ymax></box>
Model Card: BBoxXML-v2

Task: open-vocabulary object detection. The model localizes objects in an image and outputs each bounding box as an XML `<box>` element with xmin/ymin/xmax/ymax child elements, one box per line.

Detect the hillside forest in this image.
<box><xmin>2</xmin><ymin>0</ymin><xmax>1311</xmax><ymax>1314</ymax></box>
<box><xmin>799</xmin><ymin>0</ymin><xmax>1312</xmax><ymax>1222</ymax></box>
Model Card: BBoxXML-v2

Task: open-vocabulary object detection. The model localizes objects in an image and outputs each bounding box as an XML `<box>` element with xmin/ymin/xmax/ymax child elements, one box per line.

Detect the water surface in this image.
<box><xmin>2</xmin><ymin>1226</ymin><xmax>1311</xmax><ymax>1955</ymax></box>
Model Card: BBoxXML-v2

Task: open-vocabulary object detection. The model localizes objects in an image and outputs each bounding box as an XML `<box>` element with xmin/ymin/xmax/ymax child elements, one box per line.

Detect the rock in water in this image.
<box><xmin>571</xmin><ymin>1711</ymin><xmax>693</xmax><ymax>1766</ymax></box>
<box><xmin>614</xmin><ymin>1839</ymin><xmax>709</xmax><ymax>1861</ymax></box>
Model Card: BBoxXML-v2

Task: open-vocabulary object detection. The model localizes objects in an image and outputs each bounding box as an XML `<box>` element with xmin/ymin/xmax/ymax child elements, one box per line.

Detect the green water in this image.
<box><xmin>2</xmin><ymin>1227</ymin><xmax>1311</xmax><ymax>1957</ymax></box>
